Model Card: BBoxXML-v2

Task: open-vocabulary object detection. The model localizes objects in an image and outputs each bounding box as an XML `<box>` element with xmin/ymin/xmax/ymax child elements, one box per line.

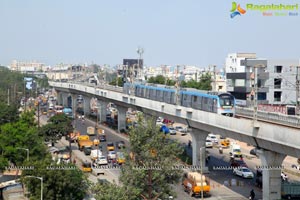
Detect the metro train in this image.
<box><xmin>123</xmin><ymin>83</ymin><xmax>236</xmax><ymax>116</ymax></box>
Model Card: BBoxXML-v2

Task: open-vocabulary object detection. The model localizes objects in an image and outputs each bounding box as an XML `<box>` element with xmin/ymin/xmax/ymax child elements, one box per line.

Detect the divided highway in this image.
<box><xmin>39</xmin><ymin>114</ymin><xmax>264</xmax><ymax>199</ymax></box>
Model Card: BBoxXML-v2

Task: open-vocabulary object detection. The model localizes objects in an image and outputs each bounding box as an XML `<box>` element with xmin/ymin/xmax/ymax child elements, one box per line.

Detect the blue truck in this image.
<box><xmin>281</xmin><ymin>182</ymin><xmax>300</xmax><ymax>199</ymax></box>
<box><xmin>160</xmin><ymin>125</ymin><xmax>170</xmax><ymax>134</ymax></box>
<box><xmin>63</xmin><ymin>107</ymin><xmax>73</xmax><ymax>119</ymax></box>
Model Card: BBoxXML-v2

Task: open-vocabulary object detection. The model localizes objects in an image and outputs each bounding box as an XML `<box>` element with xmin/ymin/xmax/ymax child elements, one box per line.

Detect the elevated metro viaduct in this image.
<box><xmin>50</xmin><ymin>81</ymin><xmax>300</xmax><ymax>200</ymax></box>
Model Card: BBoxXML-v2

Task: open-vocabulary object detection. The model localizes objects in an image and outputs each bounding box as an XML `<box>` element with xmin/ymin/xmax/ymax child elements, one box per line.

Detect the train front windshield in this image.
<box><xmin>219</xmin><ymin>95</ymin><xmax>235</xmax><ymax>108</ymax></box>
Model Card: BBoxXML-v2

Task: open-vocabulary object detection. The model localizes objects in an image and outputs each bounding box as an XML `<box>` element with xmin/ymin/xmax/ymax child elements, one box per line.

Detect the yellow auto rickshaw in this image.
<box><xmin>82</xmin><ymin>161</ymin><xmax>92</xmax><ymax>172</ymax></box>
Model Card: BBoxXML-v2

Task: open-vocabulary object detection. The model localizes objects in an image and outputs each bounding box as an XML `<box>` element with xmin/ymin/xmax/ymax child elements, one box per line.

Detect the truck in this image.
<box><xmin>229</xmin><ymin>143</ymin><xmax>242</xmax><ymax>158</ymax></box>
<box><xmin>87</xmin><ymin>126</ymin><xmax>95</xmax><ymax>136</ymax></box>
<box><xmin>281</xmin><ymin>182</ymin><xmax>300</xmax><ymax>199</ymax></box>
<box><xmin>63</xmin><ymin>107</ymin><xmax>73</xmax><ymax>119</ymax></box>
<box><xmin>77</xmin><ymin>135</ymin><xmax>93</xmax><ymax>151</ymax></box>
<box><xmin>90</xmin><ymin>149</ymin><xmax>103</xmax><ymax>161</ymax></box>
<box><xmin>182</xmin><ymin>172</ymin><xmax>210</xmax><ymax>197</ymax></box>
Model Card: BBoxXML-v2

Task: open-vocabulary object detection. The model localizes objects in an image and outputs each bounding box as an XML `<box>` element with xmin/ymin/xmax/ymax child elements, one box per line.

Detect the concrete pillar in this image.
<box><xmin>97</xmin><ymin>100</ymin><xmax>107</xmax><ymax>123</ymax></box>
<box><xmin>56</xmin><ymin>92</ymin><xmax>63</xmax><ymax>106</ymax></box>
<box><xmin>257</xmin><ymin>149</ymin><xmax>286</xmax><ymax>200</ymax></box>
<box><xmin>190</xmin><ymin>129</ymin><xmax>209</xmax><ymax>170</ymax></box>
<box><xmin>62</xmin><ymin>93</ymin><xmax>68</xmax><ymax>107</ymax></box>
<box><xmin>83</xmin><ymin>96</ymin><xmax>91</xmax><ymax>117</ymax></box>
<box><xmin>117</xmin><ymin>106</ymin><xmax>127</xmax><ymax>132</ymax></box>
<box><xmin>71</xmin><ymin>94</ymin><xmax>77</xmax><ymax>118</ymax></box>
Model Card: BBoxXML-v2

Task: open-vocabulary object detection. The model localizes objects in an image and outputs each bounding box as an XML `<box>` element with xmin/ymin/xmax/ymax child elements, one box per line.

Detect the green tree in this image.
<box><xmin>0</xmin><ymin>66</ymin><xmax>25</xmax><ymax>105</ymax></box>
<box><xmin>36</xmin><ymin>76</ymin><xmax>49</xmax><ymax>89</ymax></box>
<box><xmin>120</xmin><ymin>114</ymin><xmax>183</xmax><ymax>199</ymax></box>
<box><xmin>22</xmin><ymin>158</ymin><xmax>88</xmax><ymax>200</ymax></box>
<box><xmin>40</xmin><ymin>114</ymin><xmax>73</xmax><ymax>144</ymax></box>
<box><xmin>109</xmin><ymin>77</ymin><xmax>123</xmax><ymax>87</ymax></box>
<box><xmin>92</xmin><ymin>182</ymin><xmax>133</xmax><ymax>200</ymax></box>
<box><xmin>180</xmin><ymin>73</ymin><xmax>212</xmax><ymax>90</ymax></box>
<box><xmin>0</xmin><ymin>112</ymin><xmax>46</xmax><ymax>168</ymax></box>
<box><xmin>147</xmin><ymin>76</ymin><xmax>156</xmax><ymax>84</ymax></box>
<box><xmin>0</xmin><ymin>102</ymin><xmax>19</xmax><ymax>125</ymax></box>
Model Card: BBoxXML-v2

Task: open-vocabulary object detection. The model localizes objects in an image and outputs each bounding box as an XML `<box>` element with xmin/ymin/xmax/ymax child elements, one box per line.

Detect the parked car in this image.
<box><xmin>205</xmin><ymin>139</ymin><xmax>213</xmax><ymax>148</ymax></box>
<box><xmin>250</xmin><ymin>148</ymin><xmax>258</xmax><ymax>156</ymax></box>
<box><xmin>168</xmin><ymin>127</ymin><xmax>177</xmax><ymax>135</ymax></box>
<box><xmin>116</xmin><ymin>141</ymin><xmax>125</xmax><ymax>149</ymax></box>
<box><xmin>163</xmin><ymin>119</ymin><xmax>174</xmax><ymax>124</ymax></box>
<box><xmin>175</xmin><ymin>126</ymin><xmax>185</xmax><ymax>132</ymax></box>
<box><xmin>233</xmin><ymin>167</ymin><xmax>254</xmax><ymax>178</ymax></box>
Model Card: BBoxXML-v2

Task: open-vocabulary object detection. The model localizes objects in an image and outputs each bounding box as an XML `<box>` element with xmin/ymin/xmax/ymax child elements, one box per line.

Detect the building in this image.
<box><xmin>10</xmin><ymin>60</ymin><xmax>44</xmax><ymax>73</ymax></box>
<box><xmin>265</xmin><ymin>59</ymin><xmax>300</xmax><ymax>105</ymax></box>
<box><xmin>120</xmin><ymin>59</ymin><xmax>144</xmax><ymax>83</ymax></box>
<box><xmin>225</xmin><ymin>53</ymin><xmax>269</xmax><ymax>106</ymax></box>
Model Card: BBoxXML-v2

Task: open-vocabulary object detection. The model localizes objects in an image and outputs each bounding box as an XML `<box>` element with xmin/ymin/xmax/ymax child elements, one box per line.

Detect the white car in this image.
<box><xmin>168</xmin><ymin>127</ymin><xmax>177</xmax><ymax>135</ymax></box>
<box><xmin>107</xmin><ymin>151</ymin><xmax>116</xmax><ymax>160</ymax></box>
<box><xmin>95</xmin><ymin>156</ymin><xmax>108</xmax><ymax>165</ymax></box>
<box><xmin>207</xmin><ymin>134</ymin><xmax>218</xmax><ymax>144</ymax></box>
<box><xmin>233</xmin><ymin>167</ymin><xmax>254</xmax><ymax>178</ymax></box>
<box><xmin>205</xmin><ymin>139</ymin><xmax>213</xmax><ymax>148</ymax></box>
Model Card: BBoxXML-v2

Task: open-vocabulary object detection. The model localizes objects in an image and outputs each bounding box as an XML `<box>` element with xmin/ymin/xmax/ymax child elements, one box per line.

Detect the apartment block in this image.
<box><xmin>225</xmin><ymin>53</ymin><xmax>269</xmax><ymax>106</ymax></box>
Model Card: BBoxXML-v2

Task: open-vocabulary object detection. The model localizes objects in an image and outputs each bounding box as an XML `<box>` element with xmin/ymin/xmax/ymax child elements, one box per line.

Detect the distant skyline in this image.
<box><xmin>1</xmin><ymin>0</ymin><xmax>300</xmax><ymax>68</ymax></box>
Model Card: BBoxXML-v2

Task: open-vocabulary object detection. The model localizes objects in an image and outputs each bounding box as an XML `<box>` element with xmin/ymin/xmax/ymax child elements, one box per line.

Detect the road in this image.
<box><xmin>39</xmin><ymin>114</ymin><xmax>264</xmax><ymax>199</ymax></box>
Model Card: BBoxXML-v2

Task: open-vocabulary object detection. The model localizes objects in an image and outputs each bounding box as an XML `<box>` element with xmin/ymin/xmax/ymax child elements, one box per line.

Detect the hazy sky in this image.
<box><xmin>1</xmin><ymin>0</ymin><xmax>299</xmax><ymax>68</ymax></box>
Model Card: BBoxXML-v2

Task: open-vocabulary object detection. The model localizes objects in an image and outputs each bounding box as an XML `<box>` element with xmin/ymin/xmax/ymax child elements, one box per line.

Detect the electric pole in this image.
<box><xmin>7</xmin><ymin>88</ymin><xmax>10</xmax><ymax>106</ymax></box>
<box><xmin>253</xmin><ymin>66</ymin><xmax>258</xmax><ymax>123</ymax></box>
<box><xmin>296</xmin><ymin>66</ymin><xmax>300</xmax><ymax>115</ymax></box>
<box><xmin>176</xmin><ymin>65</ymin><xmax>180</xmax><ymax>105</ymax></box>
<box><xmin>213</xmin><ymin>65</ymin><xmax>216</xmax><ymax>92</ymax></box>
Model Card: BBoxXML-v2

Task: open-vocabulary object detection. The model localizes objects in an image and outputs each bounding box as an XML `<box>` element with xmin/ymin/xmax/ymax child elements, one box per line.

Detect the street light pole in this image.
<box><xmin>296</xmin><ymin>66</ymin><xmax>300</xmax><ymax>115</ymax></box>
<box><xmin>200</xmin><ymin>147</ymin><xmax>204</xmax><ymax>200</ymax></box>
<box><xmin>24</xmin><ymin>176</ymin><xmax>43</xmax><ymax>200</ymax></box>
<box><xmin>17</xmin><ymin>147</ymin><xmax>29</xmax><ymax>161</ymax></box>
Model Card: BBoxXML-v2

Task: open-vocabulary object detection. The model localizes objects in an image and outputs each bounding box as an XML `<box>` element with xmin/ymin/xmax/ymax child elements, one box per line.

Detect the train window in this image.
<box><xmin>183</xmin><ymin>94</ymin><xmax>188</xmax><ymax>101</ymax></box>
<box><xmin>213</xmin><ymin>99</ymin><xmax>217</xmax><ymax>106</ymax></box>
<box><xmin>220</xmin><ymin>98</ymin><xmax>233</xmax><ymax>107</ymax></box>
<box><xmin>193</xmin><ymin>96</ymin><xmax>197</xmax><ymax>102</ymax></box>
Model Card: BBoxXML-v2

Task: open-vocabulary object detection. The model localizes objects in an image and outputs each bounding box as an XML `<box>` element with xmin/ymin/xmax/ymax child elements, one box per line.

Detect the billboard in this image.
<box><xmin>24</xmin><ymin>77</ymin><xmax>33</xmax><ymax>89</ymax></box>
<box><xmin>123</xmin><ymin>59</ymin><xmax>143</xmax><ymax>68</ymax></box>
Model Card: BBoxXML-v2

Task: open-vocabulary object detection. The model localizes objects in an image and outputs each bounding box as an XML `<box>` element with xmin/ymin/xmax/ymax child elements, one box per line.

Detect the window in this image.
<box><xmin>274</xmin><ymin>78</ymin><xmax>282</xmax><ymax>89</ymax></box>
<box><xmin>274</xmin><ymin>91</ymin><xmax>281</xmax><ymax>102</ymax></box>
<box><xmin>274</xmin><ymin>66</ymin><xmax>282</xmax><ymax>73</ymax></box>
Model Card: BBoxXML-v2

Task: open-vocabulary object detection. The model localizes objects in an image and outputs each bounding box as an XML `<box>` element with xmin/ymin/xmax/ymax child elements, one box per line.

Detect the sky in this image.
<box><xmin>0</xmin><ymin>0</ymin><xmax>300</xmax><ymax>68</ymax></box>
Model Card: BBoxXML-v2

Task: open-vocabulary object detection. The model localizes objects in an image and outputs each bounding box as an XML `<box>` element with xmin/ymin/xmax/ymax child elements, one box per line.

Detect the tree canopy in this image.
<box><xmin>22</xmin><ymin>158</ymin><xmax>89</xmax><ymax>200</ymax></box>
<box><xmin>93</xmin><ymin>114</ymin><xmax>183</xmax><ymax>200</ymax></box>
<box><xmin>0</xmin><ymin>111</ymin><xmax>46</xmax><ymax>169</ymax></box>
<box><xmin>147</xmin><ymin>73</ymin><xmax>212</xmax><ymax>90</ymax></box>
<box><xmin>39</xmin><ymin>114</ymin><xmax>73</xmax><ymax>144</ymax></box>
<box><xmin>180</xmin><ymin>73</ymin><xmax>212</xmax><ymax>90</ymax></box>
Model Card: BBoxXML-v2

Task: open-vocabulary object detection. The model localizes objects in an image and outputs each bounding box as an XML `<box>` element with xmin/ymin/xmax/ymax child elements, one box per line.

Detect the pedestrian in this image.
<box><xmin>249</xmin><ymin>189</ymin><xmax>255</xmax><ymax>200</ymax></box>
<box><xmin>188</xmin><ymin>140</ymin><xmax>192</xmax><ymax>148</ymax></box>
